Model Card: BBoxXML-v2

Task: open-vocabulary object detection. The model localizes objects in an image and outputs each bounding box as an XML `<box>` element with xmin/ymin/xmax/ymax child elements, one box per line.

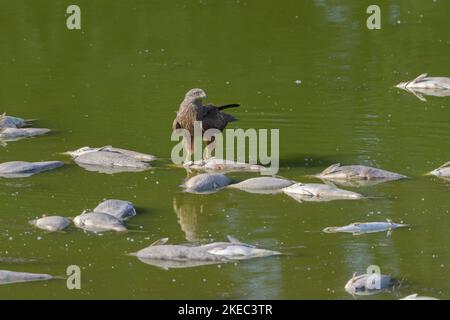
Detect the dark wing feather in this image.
<box><xmin>197</xmin><ymin>104</ymin><xmax>238</xmax><ymax>131</ymax></box>
<box><xmin>218</xmin><ymin>104</ymin><xmax>240</xmax><ymax>110</ymax></box>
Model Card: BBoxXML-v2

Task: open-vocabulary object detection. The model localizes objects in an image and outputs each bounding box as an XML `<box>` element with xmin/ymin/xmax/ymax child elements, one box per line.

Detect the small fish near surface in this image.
<box><xmin>428</xmin><ymin>162</ymin><xmax>450</xmax><ymax>179</ymax></box>
<box><xmin>63</xmin><ymin>146</ymin><xmax>154</xmax><ymax>174</ymax></box>
<box><xmin>73</xmin><ymin>211</ymin><xmax>127</xmax><ymax>233</ymax></box>
<box><xmin>0</xmin><ymin>270</ymin><xmax>54</xmax><ymax>285</ymax></box>
<box><xmin>29</xmin><ymin>216</ymin><xmax>71</xmax><ymax>232</ymax></box>
<box><xmin>0</xmin><ymin>161</ymin><xmax>64</xmax><ymax>178</ymax></box>
<box><xmin>228</xmin><ymin>177</ymin><xmax>296</xmax><ymax>194</ymax></box>
<box><xmin>130</xmin><ymin>235</ymin><xmax>282</xmax><ymax>270</ymax></box>
<box><xmin>399</xmin><ymin>293</ymin><xmax>439</xmax><ymax>300</ymax></box>
<box><xmin>182</xmin><ymin>173</ymin><xmax>231</xmax><ymax>194</ymax></box>
<box><xmin>323</xmin><ymin>219</ymin><xmax>408</xmax><ymax>236</ymax></box>
<box><xmin>0</xmin><ymin>128</ymin><xmax>50</xmax><ymax>142</ymax></box>
<box><xmin>282</xmin><ymin>183</ymin><xmax>364</xmax><ymax>203</ymax></box>
<box><xmin>183</xmin><ymin>157</ymin><xmax>265</xmax><ymax>173</ymax></box>
<box><xmin>345</xmin><ymin>272</ymin><xmax>399</xmax><ymax>296</ymax></box>
<box><xmin>93</xmin><ymin>199</ymin><xmax>136</xmax><ymax>221</ymax></box>
<box><xmin>314</xmin><ymin>163</ymin><xmax>407</xmax><ymax>184</ymax></box>
<box><xmin>396</xmin><ymin>73</ymin><xmax>450</xmax><ymax>101</ymax></box>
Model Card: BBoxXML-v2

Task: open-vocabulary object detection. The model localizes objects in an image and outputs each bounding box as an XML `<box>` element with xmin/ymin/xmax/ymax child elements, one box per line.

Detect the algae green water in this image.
<box><xmin>0</xmin><ymin>0</ymin><xmax>449</xmax><ymax>299</ymax></box>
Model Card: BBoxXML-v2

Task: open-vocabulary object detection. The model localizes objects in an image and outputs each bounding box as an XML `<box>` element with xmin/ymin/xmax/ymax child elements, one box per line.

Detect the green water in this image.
<box><xmin>0</xmin><ymin>0</ymin><xmax>449</xmax><ymax>299</ymax></box>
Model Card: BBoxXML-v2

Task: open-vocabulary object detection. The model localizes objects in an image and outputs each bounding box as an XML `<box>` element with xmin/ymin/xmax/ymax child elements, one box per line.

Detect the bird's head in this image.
<box><xmin>184</xmin><ymin>88</ymin><xmax>207</xmax><ymax>103</ymax></box>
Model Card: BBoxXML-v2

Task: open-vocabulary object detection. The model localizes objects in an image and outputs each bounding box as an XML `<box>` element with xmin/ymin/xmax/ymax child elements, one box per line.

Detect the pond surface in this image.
<box><xmin>0</xmin><ymin>0</ymin><xmax>449</xmax><ymax>299</ymax></box>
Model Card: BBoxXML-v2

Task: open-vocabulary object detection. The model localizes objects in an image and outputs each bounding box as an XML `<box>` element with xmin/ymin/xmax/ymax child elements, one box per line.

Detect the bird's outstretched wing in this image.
<box><xmin>198</xmin><ymin>104</ymin><xmax>238</xmax><ymax>131</ymax></box>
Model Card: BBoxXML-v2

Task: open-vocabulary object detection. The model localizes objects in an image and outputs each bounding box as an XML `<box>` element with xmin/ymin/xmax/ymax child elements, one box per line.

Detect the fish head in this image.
<box><xmin>62</xmin><ymin>146</ymin><xmax>97</xmax><ymax>157</ymax></box>
<box><xmin>184</xmin><ymin>88</ymin><xmax>207</xmax><ymax>103</ymax></box>
<box><xmin>395</xmin><ymin>81</ymin><xmax>409</xmax><ymax>89</ymax></box>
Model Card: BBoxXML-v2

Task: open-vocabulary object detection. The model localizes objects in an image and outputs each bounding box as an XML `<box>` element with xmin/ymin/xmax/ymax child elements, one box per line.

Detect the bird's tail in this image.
<box><xmin>218</xmin><ymin>104</ymin><xmax>240</xmax><ymax>110</ymax></box>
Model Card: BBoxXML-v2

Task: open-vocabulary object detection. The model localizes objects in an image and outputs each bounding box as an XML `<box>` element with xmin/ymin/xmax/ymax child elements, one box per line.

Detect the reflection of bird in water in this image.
<box><xmin>172</xmin><ymin>88</ymin><xmax>239</xmax><ymax>161</ymax></box>
<box><xmin>172</xmin><ymin>192</ymin><xmax>233</xmax><ymax>242</ymax></box>
<box><xmin>172</xmin><ymin>194</ymin><xmax>204</xmax><ymax>242</ymax></box>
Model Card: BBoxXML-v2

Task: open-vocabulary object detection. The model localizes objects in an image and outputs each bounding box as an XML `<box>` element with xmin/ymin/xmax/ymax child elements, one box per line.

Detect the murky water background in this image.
<box><xmin>0</xmin><ymin>0</ymin><xmax>449</xmax><ymax>299</ymax></box>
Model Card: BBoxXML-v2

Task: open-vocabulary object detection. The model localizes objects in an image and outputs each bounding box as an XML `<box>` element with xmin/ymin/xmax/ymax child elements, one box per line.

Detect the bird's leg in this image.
<box><xmin>183</xmin><ymin>137</ymin><xmax>193</xmax><ymax>164</ymax></box>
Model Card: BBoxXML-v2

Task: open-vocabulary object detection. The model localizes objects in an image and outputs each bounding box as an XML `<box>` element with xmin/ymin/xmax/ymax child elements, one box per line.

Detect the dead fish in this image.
<box><xmin>345</xmin><ymin>272</ymin><xmax>398</xmax><ymax>296</ymax></box>
<box><xmin>73</xmin><ymin>211</ymin><xmax>127</xmax><ymax>233</ymax></box>
<box><xmin>314</xmin><ymin>163</ymin><xmax>407</xmax><ymax>183</ymax></box>
<box><xmin>402</xmin><ymin>87</ymin><xmax>450</xmax><ymax>102</ymax></box>
<box><xmin>182</xmin><ymin>173</ymin><xmax>231</xmax><ymax>194</ymax></box>
<box><xmin>428</xmin><ymin>161</ymin><xmax>450</xmax><ymax>178</ymax></box>
<box><xmin>29</xmin><ymin>216</ymin><xmax>71</xmax><ymax>232</ymax></box>
<box><xmin>399</xmin><ymin>293</ymin><xmax>439</xmax><ymax>300</ymax></box>
<box><xmin>93</xmin><ymin>199</ymin><xmax>136</xmax><ymax>221</ymax></box>
<box><xmin>130</xmin><ymin>236</ymin><xmax>281</xmax><ymax>269</ymax></box>
<box><xmin>323</xmin><ymin>219</ymin><xmax>408</xmax><ymax>236</ymax></box>
<box><xmin>396</xmin><ymin>73</ymin><xmax>450</xmax><ymax>90</ymax></box>
<box><xmin>0</xmin><ymin>161</ymin><xmax>64</xmax><ymax>178</ymax></box>
<box><xmin>396</xmin><ymin>74</ymin><xmax>450</xmax><ymax>101</ymax></box>
<box><xmin>184</xmin><ymin>157</ymin><xmax>265</xmax><ymax>173</ymax></box>
<box><xmin>0</xmin><ymin>270</ymin><xmax>53</xmax><ymax>285</ymax></box>
<box><xmin>0</xmin><ymin>128</ymin><xmax>50</xmax><ymax>141</ymax></box>
<box><xmin>0</xmin><ymin>113</ymin><xmax>33</xmax><ymax>128</ymax></box>
<box><xmin>228</xmin><ymin>177</ymin><xmax>296</xmax><ymax>194</ymax></box>
<box><xmin>63</xmin><ymin>147</ymin><xmax>152</xmax><ymax>172</ymax></box>
<box><xmin>282</xmin><ymin>183</ymin><xmax>364</xmax><ymax>202</ymax></box>
<box><xmin>63</xmin><ymin>146</ymin><xmax>155</xmax><ymax>162</ymax></box>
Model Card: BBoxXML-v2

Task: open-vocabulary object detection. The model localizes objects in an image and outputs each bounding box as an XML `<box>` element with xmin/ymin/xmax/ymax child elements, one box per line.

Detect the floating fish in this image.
<box><xmin>73</xmin><ymin>211</ymin><xmax>127</xmax><ymax>233</ymax></box>
<box><xmin>93</xmin><ymin>199</ymin><xmax>136</xmax><ymax>221</ymax></box>
<box><xmin>282</xmin><ymin>183</ymin><xmax>364</xmax><ymax>202</ymax></box>
<box><xmin>130</xmin><ymin>236</ymin><xmax>281</xmax><ymax>269</ymax></box>
<box><xmin>0</xmin><ymin>161</ymin><xmax>64</xmax><ymax>178</ymax></box>
<box><xmin>228</xmin><ymin>177</ymin><xmax>295</xmax><ymax>194</ymax></box>
<box><xmin>29</xmin><ymin>216</ymin><xmax>71</xmax><ymax>232</ymax></box>
<box><xmin>323</xmin><ymin>219</ymin><xmax>408</xmax><ymax>236</ymax></box>
<box><xmin>182</xmin><ymin>173</ymin><xmax>231</xmax><ymax>194</ymax></box>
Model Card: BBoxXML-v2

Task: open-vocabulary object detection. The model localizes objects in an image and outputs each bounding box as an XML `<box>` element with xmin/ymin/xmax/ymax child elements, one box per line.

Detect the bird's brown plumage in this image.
<box><xmin>172</xmin><ymin>89</ymin><xmax>239</xmax><ymax>157</ymax></box>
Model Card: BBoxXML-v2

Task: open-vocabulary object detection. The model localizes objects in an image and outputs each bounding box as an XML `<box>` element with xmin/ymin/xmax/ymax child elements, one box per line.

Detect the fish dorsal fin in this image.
<box><xmin>386</xmin><ymin>219</ymin><xmax>393</xmax><ymax>225</ymax></box>
<box><xmin>322</xmin><ymin>163</ymin><xmax>341</xmax><ymax>175</ymax></box>
<box><xmin>226</xmin><ymin>235</ymin><xmax>242</xmax><ymax>244</ymax></box>
<box><xmin>412</xmin><ymin>73</ymin><xmax>428</xmax><ymax>83</ymax></box>
<box><xmin>150</xmin><ymin>238</ymin><xmax>169</xmax><ymax>246</ymax></box>
<box><xmin>99</xmin><ymin>145</ymin><xmax>113</xmax><ymax>151</ymax></box>
<box><xmin>353</xmin><ymin>222</ymin><xmax>361</xmax><ymax>226</ymax></box>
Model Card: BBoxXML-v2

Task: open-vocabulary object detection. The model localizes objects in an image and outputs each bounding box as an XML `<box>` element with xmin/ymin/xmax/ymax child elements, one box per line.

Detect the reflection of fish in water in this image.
<box><xmin>130</xmin><ymin>236</ymin><xmax>282</xmax><ymax>270</ymax></box>
<box><xmin>0</xmin><ymin>257</ymin><xmax>36</xmax><ymax>263</ymax></box>
<box><xmin>0</xmin><ymin>270</ymin><xmax>54</xmax><ymax>285</ymax></box>
<box><xmin>399</xmin><ymin>293</ymin><xmax>439</xmax><ymax>300</ymax></box>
